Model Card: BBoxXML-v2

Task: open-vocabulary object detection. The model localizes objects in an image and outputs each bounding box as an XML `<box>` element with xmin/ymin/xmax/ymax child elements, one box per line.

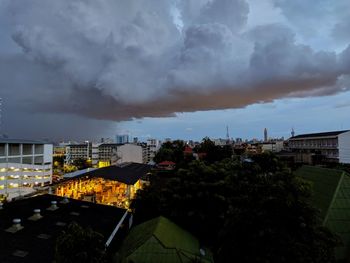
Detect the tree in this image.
<box><xmin>217</xmin><ymin>171</ymin><xmax>339</xmax><ymax>263</ymax></box>
<box><xmin>55</xmin><ymin>222</ymin><xmax>106</xmax><ymax>263</ymax></box>
<box><xmin>72</xmin><ymin>158</ymin><xmax>92</xmax><ymax>170</ymax></box>
<box><xmin>153</xmin><ymin>140</ymin><xmax>186</xmax><ymax>165</ymax></box>
<box><xmin>132</xmin><ymin>156</ymin><xmax>338</xmax><ymax>263</ymax></box>
<box><xmin>194</xmin><ymin>137</ymin><xmax>233</xmax><ymax>163</ymax></box>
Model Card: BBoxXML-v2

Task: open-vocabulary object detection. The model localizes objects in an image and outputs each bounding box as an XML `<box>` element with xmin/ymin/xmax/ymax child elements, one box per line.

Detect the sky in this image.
<box><xmin>0</xmin><ymin>0</ymin><xmax>350</xmax><ymax>142</ymax></box>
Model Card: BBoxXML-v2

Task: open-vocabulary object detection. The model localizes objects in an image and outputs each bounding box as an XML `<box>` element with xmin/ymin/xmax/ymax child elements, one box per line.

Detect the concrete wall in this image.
<box><xmin>339</xmin><ymin>131</ymin><xmax>350</xmax><ymax>164</ymax></box>
<box><xmin>117</xmin><ymin>144</ymin><xmax>143</xmax><ymax>164</ymax></box>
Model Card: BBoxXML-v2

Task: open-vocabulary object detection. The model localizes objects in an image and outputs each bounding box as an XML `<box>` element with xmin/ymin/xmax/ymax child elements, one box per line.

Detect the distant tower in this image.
<box><xmin>264</xmin><ymin>128</ymin><xmax>268</xmax><ymax>142</ymax></box>
<box><xmin>291</xmin><ymin>128</ymin><xmax>295</xmax><ymax>137</ymax></box>
<box><xmin>226</xmin><ymin>125</ymin><xmax>230</xmax><ymax>145</ymax></box>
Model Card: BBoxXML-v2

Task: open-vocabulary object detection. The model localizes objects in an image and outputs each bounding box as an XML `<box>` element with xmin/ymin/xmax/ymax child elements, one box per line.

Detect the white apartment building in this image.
<box><xmin>91</xmin><ymin>143</ymin><xmax>119</xmax><ymax>166</ymax></box>
<box><xmin>261</xmin><ymin>141</ymin><xmax>284</xmax><ymax>153</ymax></box>
<box><xmin>145</xmin><ymin>139</ymin><xmax>161</xmax><ymax>163</ymax></box>
<box><xmin>288</xmin><ymin>130</ymin><xmax>350</xmax><ymax>164</ymax></box>
<box><xmin>0</xmin><ymin>139</ymin><xmax>53</xmax><ymax>201</ymax></box>
<box><xmin>65</xmin><ymin>142</ymin><xmax>91</xmax><ymax>164</ymax></box>
<box><xmin>116</xmin><ymin>144</ymin><xmax>143</xmax><ymax>164</ymax></box>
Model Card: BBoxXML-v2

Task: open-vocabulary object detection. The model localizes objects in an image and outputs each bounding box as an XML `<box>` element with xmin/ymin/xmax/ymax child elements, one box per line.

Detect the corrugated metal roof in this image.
<box><xmin>295</xmin><ymin>166</ymin><xmax>344</xmax><ymax>220</ymax></box>
<box><xmin>118</xmin><ymin>216</ymin><xmax>213</xmax><ymax>263</ymax></box>
<box><xmin>295</xmin><ymin>166</ymin><xmax>350</xmax><ymax>260</ymax></box>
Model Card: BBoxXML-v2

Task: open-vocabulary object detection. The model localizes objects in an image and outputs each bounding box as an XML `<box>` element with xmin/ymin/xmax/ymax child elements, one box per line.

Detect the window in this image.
<box><xmin>8</xmin><ymin>144</ymin><xmax>20</xmax><ymax>156</ymax></box>
<box><xmin>8</xmin><ymin>157</ymin><xmax>21</xmax><ymax>164</ymax></box>
<box><xmin>35</xmin><ymin>145</ymin><xmax>44</xmax><ymax>154</ymax></box>
<box><xmin>22</xmin><ymin>157</ymin><xmax>33</xmax><ymax>165</ymax></box>
<box><xmin>34</xmin><ymin>156</ymin><xmax>44</xmax><ymax>165</ymax></box>
<box><xmin>0</xmin><ymin>143</ymin><xmax>5</xmax><ymax>156</ymax></box>
<box><xmin>22</xmin><ymin>144</ymin><xmax>33</xmax><ymax>155</ymax></box>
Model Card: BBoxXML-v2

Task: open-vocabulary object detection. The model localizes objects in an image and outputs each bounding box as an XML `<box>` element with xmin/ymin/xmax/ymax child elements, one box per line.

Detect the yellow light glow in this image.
<box><xmin>98</xmin><ymin>161</ymin><xmax>110</xmax><ymax>168</ymax></box>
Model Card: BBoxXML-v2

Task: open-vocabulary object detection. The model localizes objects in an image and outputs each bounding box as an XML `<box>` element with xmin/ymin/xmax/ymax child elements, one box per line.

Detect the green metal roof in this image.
<box><xmin>117</xmin><ymin>216</ymin><xmax>213</xmax><ymax>263</ymax></box>
<box><xmin>294</xmin><ymin>166</ymin><xmax>345</xmax><ymax>221</ymax></box>
<box><xmin>295</xmin><ymin>165</ymin><xmax>350</xmax><ymax>260</ymax></box>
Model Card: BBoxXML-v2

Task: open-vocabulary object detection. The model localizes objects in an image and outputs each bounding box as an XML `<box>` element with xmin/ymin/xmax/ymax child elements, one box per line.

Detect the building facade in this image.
<box><xmin>144</xmin><ymin>139</ymin><xmax>161</xmax><ymax>163</ymax></box>
<box><xmin>117</xmin><ymin>144</ymin><xmax>143</xmax><ymax>164</ymax></box>
<box><xmin>116</xmin><ymin>134</ymin><xmax>129</xmax><ymax>144</ymax></box>
<box><xmin>0</xmin><ymin>139</ymin><xmax>53</xmax><ymax>201</ymax></box>
<box><xmin>92</xmin><ymin>143</ymin><xmax>119</xmax><ymax>167</ymax></box>
<box><xmin>288</xmin><ymin>130</ymin><xmax>350</xmax><ymax>164</ymax></box>
<box><xmin>65</xmin><ymin>142</ymin><xmax>91</xmax><ymax>164</ymax></box>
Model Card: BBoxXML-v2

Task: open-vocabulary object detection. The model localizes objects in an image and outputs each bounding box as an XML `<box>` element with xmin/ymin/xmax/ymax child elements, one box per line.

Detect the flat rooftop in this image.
<box><xmin>0</xmin><ymin>138</ymin><xmax>52</xmax><ymax>144</ymax></box>
<box><xmin>0</xmin><ymin>194</ymin><xmax>127</xmax><ymax>262</ymax></box>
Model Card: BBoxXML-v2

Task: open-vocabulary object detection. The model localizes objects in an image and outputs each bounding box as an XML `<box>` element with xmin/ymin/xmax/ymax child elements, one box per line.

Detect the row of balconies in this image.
<box><xmin>289</xmin><ymin>144</ymin><xmax>338</xmax><ymax>149</ymax></box>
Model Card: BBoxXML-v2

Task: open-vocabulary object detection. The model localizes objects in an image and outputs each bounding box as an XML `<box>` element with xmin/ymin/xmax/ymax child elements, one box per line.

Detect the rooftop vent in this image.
<box><xmin>28</xmin><ymin>209</ymin><xmax>42</xmax><ymax>221</ymax></box>
<box><xmin>37</xmin><ymin>233</ymin><xmax>51</xmax><ymax>240</ymax></box>
<box><xmin>12</xmin><ymin>250</ymin><xmax>29</xmax><ymax>258</ymax></box>
<box><xmin>60</xmin><ymin>197</ymin><xmax>69</xmax><ymax>204</ymax></box>
<box><xmin>6</xmin><ymin>218</ymin><xmax>24</xmax><ymax>233</ymax></box>
<box><xmin>70</xmin><ymin>211</ymin><xmax>80</xmax><ymax>216</ymax></box>
<box><xmin>47</xmin><ymin>201</ymin><xmax>58</xmax><ymax>211</ymax></box>
<box><xmin>55</xmin><ymin>221</ymin><xmax>66</xmax><ymax>227</ymax></box>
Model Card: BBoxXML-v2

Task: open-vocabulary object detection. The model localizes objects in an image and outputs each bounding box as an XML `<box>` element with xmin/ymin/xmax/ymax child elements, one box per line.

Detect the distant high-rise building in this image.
<box><xmin>264</xmin><ymin>128</ymin><xmax>268</xmax><ymax>142</ymax></box>
<box><xmin>133</xmin><ymin>137</ymin><xmax>138</xmax><ymax>144</ymax></box>
<box><xmin>291</xmin><ymin>128</ymin><xmax>295</xmax><ymax>137</ymax></box>
<box><xmin>115</xmin><ymin>134</ymin><xmax>129</xmax><ymax>144</ymax></box>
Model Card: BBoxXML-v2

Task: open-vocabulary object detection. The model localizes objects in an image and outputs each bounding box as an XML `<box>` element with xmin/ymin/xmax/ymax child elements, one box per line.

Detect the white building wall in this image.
<box><xmin>117</xmin><ymin>144</ymin><xmax>143</xmax><ymax>164</ymax></box>
<box><xmin>338</xmin><ymin>131</ymin><xmax>350</xmax><ymax>164</ymax></box>
<box><xmin>0</xmin><ymin>142</ymin><xmax>53</xmax><ymax>201</ymax></box>
<box><xmin>44</xmin><ymin>144</ymin><xmax>53</xmax><ymax>163</ymax></box>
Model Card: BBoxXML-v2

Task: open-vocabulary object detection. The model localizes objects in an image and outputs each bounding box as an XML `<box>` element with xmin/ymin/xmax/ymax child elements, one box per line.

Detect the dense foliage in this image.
<box><xmin>55</xmin><ymin>222</ymin><xmax>106</xmax><ymax>263</ymax></box>
<box><xmin>132</xmin><ymin>142</ymin><xmax>339</xmax><ymax>263</ymax></box>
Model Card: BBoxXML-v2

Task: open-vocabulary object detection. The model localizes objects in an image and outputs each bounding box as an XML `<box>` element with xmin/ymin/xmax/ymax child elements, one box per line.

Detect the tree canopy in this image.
<box><xmin>55</xmin><ymin>222</ymin><xmax>106</xmax><ymax>263</ymax></box>
<box><xmin>131</xmin><ymin>154</ymin><xmax>338</xmax><ymax>263</ymax></box>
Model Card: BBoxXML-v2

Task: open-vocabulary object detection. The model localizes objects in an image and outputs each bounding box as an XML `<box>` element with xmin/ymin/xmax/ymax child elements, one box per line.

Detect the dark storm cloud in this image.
<box><xmin>0</xmin><ymin>0</ymin><xmax>350</xmax><ymax>139</ymax></box>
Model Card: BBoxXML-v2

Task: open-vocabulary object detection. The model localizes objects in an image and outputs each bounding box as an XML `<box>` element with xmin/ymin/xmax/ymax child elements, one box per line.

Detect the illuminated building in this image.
<box><xmin>55</xmin><ymin>163</ymin><xmax>152</xmax><ymax>209</ymax></box>
<box><xmin>0</xmin><ymin>139</ymin><xmax>53</xmax><ymax>201</ymax></box>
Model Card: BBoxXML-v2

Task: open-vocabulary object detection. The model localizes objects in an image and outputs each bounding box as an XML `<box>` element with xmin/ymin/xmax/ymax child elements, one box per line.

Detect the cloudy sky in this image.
<box><xmin>0</xmin><ymin>0</ymin><xmax>350</xmax><ymax>142</ymax></box>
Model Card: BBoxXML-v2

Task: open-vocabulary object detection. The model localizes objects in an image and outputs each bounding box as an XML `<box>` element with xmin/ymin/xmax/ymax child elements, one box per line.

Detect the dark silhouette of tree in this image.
<box><xmin>194</xmin><ymin>137</ymin><xmax>233</xmax><ymax>163</ymax></box>
<box><xmin>153</xmin><ymin>140</ymin><xmax>188</xmax><ymax>165</ymax></box>
<box><xmin>72</xmin><ymin>158</ymin><xmax>92</xmax><ymax>170</ymax></box>
<box><xmin>132</xmin><ymin>155</ymin><xmax>338</xmax><ymax>263</ymax></box>
<box><xmin>55</xmin><ymin>222</ymin><xmax>106</xmax><ymax>263</ymax></box>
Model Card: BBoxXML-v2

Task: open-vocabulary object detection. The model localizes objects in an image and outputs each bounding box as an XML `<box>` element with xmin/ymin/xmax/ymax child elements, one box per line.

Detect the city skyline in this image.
<box><xmin>1</xmin><ymin>0</ymin><xmax>350</xmax><ymax>141</ymax></box>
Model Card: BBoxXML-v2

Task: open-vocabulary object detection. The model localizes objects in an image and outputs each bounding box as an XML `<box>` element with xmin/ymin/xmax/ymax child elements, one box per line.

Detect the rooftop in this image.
<box><xmin>290</xmin><ymin>130</ymin><xmax>350</xmax><ymax>140</ymax></box>
<box><xmin>0</xmin><ymin>138</ymin><xmax>52</xmax><ymax>145</ymax></box>
<box><xmin>71</xmin><ymin>163</ymin><xmax>153</xmax><ymax>185</ymax></box>
<box><xmin>118</xmin><ymin>216</ymin><xmax>213</xmax><ymax>263</ymax></box>
<box><xmin>0</xmin><ymin>194</ymin><xmax>127</xmax><ymax>262</ymax></box>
